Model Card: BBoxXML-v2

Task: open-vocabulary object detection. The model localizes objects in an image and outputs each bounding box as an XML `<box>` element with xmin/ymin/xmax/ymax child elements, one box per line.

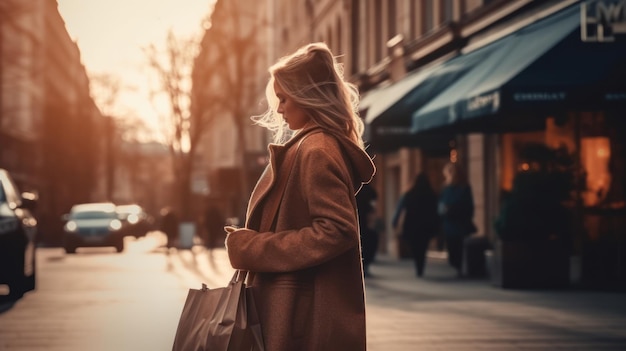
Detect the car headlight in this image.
<box><xmin>65</xmin><ymin>221</ymin><xmax>77</xmax><ymax>232</ymax></box>
<box><xmin>109</xmin><ymin>219</ymin><xmax>122</xmax><ymax>231</ymax></box>
<box><xmin>127</xmin><ymin>214</ymin><xmax>139</xmax><ymax>224</ymax></box>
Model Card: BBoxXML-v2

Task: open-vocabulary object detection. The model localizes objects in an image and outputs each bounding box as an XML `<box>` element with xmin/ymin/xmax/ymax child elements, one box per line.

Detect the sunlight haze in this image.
<box><xmin>56</xmin><ymin>0</ymin><xmax>215</xmax><ymax>141</ymax></box>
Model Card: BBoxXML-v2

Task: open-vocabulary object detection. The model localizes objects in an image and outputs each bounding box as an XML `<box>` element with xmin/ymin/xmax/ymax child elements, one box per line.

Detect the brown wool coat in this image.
<box><xmin>226</xmin><ymin>125</ymin><xmax>375</xmax><ymax>351</ymax></box>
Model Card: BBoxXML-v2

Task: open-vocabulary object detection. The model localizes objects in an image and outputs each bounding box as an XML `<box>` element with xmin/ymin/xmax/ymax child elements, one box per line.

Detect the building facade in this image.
<box><xmin>195</xmin><ymin>0</ymin><xmax>625</xmax><ymax>289</ymax></box>
<box><xmin>355</xmin><ymin>0</ymin><xmax>624</xmax><ymax>289</ymax></box>
<box><xmin>1</xmin><ymin>0</ymin><xmax>107</xmax><ymax>244</ymax></box>
<box><xmin>191</xmin><ymin>0</ymin><xmax>272</xmax><ymax>223</ymax></box>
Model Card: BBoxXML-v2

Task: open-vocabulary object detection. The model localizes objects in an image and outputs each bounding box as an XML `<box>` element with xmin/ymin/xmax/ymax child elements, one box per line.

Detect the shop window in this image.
<box><xmin>581</xmin><ymin>137</ymin><xmax>611</xmax><ymax>206</ymax></box>
<box><xmin>500</xmin><ymin>131</ymin><xmax>545</xmax><ymax>191</ymax></box>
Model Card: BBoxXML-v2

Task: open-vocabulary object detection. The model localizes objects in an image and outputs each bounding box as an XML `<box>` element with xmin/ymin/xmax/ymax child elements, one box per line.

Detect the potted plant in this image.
<box><xmin>492</xmin><ymin>143</ymin><xmax>576</xmax><ymax>289</ymax></box>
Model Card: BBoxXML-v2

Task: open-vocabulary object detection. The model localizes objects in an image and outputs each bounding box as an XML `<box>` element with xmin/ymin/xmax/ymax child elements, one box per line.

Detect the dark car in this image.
<box><xmin>116</xmin><ymin>204</ymin><xmax>153</xmax><ymax>238</ymax></box>
<box><xmin>63</xmin><ymin>202</ymin><xmax>124</xmax><ymax>253</ymax></box>
<box><xmin>0</xmin><ymin>168</ymin><xmax>38</xmax><ymax>303</ymax></box>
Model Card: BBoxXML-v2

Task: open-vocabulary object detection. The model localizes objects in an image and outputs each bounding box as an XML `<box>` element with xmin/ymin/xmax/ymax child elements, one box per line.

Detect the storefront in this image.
<box><xmin>365</xmin><ymin>1</ymin><xmax>626</xmax><ymax>288</ymax></box>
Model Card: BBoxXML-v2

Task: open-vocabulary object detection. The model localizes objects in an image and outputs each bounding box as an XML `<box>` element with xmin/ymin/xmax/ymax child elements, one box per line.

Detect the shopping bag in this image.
<box><xmin>172</xmin><ymin>270</ymin><xmax>264</xmax><ymax>351</ymax></box>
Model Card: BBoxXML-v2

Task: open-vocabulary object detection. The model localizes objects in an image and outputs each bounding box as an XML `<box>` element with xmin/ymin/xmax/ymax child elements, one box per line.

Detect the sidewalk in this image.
<box><xmin>168</xmin><ymin>245</ymin><xmax>626</xmax><ymax>350</ymax></box>
<box><xmin>363</xmin><ymin>252</ymin><xmax>626</xmax><ymax>350</ymax></box>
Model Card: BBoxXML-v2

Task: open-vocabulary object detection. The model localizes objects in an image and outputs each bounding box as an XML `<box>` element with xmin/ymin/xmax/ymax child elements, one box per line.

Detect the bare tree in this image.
<box><xmin>144</xmin><ymin>30</ymin><xmax>214</xmax><ymax>219</ymax></box>
<box><xmin>90</xmin><ymin>72</ymin><xmax>151</xmax><ymax>201</ymax></box>
<box><xmin>198</xmin><ymin>0</ymin><xmax>267</xmax><ymax>206</ymax></box>
<box><xmin>89</xmin><ymin>73</ymin><xmax>122</xmax><ymax>200</ymax></box>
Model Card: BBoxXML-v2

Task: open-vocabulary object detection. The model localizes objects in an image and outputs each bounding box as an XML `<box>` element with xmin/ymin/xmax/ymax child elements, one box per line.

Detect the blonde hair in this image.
<box><xmin>252</xmin><ymin>42</ymin><xmax>365</xmax><ymax>149</ymax></box>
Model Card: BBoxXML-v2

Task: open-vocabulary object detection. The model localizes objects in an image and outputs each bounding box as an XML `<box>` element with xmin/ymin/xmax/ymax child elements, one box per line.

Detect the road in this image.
<box><xmin>1</xmin><ymin>232</ymin><xmax>626</xmax><ymax>350</ymax></box>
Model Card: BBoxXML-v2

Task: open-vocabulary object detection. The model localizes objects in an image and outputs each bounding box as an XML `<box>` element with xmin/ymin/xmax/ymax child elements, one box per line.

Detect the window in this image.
<box><xmin>374</xmin><ymin>0</ymin><xmax>383</xmax><ymax>62</ymax></box>
<box><xmin>337</xmin><ymin>17</ymin><xmax>343</xmax><ymax>55</ymax></box>
<box><xmin>409</xmin><ymin>0</ymin><xmax>417</xmax><ymax>39</ymax></box>
<box><xmin>441</xmin><ymin>0</ymin><xmax>454</xmax><ymax>24</ymax></box>
<box><xmin>388</xmin><ymin>0</ymin><xmax>397</xmax><ymax>40</ymax></box>
<box><xmin>421</xmin><ymin>0</ymin><xmax>434</xmax><ymax>35</ymax></box>
<box><xmin>351</xmin><ymin>0</ymin><xmax>360</xmax><ymax>74</ymax></box>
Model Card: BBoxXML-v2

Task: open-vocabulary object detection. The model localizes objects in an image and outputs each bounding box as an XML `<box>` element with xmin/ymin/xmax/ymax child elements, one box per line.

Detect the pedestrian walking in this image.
<box><xmin>159</xmin><ymin>206</ymin><xmax>179</xmax><ymax>251</ymax></box>
<box><xmin>203</xmin><ymin>202</ymin><xmax>225</xmax><ymax>249</ymax></box>
<box><xmin>392</xmin><ymin>173</ymin><xmax>440</xmax><ymax>277</ymax></box>
<box><xmin>438</xmin><ymin>162</ymin><xmax>475</xmax><ymax>277</ymax></box>
<box><xmin>356</xmin><ymin>182</ymin><xmax>379</xmax><ymax>277</ymax></box>
<box><xmin>224</xmin><ymin>42</ymin><xmax>375</xmax><ymax>351</ymax></box>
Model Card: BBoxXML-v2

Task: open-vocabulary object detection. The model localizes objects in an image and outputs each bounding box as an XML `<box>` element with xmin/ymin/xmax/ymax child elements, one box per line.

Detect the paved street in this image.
<box><xmin>1</xmin><ymin>232</ymin><xmax>625</xmax><ymax>350</ymax></box>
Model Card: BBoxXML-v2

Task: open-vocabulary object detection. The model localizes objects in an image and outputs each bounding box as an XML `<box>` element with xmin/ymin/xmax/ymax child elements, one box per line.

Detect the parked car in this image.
<box><xmin>116</xmin><ymin>204</ymin><xmax>153</xmax><ymax>238</ymax></box>
<box><xmin>0</xmin><ymin>168</ymin><xmax>38</xmax><ymax>303</ymax></box>
<box><xmin>63</xmin><ymin>202</ymin><xmax>124</xmax><ymax>253</ymax></box>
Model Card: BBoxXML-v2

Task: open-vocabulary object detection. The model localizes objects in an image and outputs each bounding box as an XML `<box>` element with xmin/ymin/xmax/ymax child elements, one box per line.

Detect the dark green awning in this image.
<box><xmin>412</xmin><ymin>3</ymin><xmax>626</xmax><ymax>134</ymax></box>
<box><xmin>362</xmin><ymin>39</ymin><xmax>503</xmax><ymax>151</ymax></box>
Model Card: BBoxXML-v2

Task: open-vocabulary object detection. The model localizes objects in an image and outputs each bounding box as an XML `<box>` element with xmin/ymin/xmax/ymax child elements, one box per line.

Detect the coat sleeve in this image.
<box><xmin>226</xmin><ymin>141</ymin><xmax>359</xmax><ymax>273</ymax></box>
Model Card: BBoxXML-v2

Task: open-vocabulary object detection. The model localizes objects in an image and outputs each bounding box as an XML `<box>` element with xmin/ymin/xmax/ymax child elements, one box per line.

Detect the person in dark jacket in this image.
<box><xmin>159</xmin><ymin>206</ymin><xmax>179</xmax><ymax>250</ymax></box>
<box><xmin>438</xmin><ymin>162</ymin><xmax>475</xmax><ymax>277</ymax></box>
<box><xmin>392</xmin><ymin>173</ymin><xmax>440</xmax><ymax>277</ymax></box>
<box><xmin>203</xmin><ymin>203</ymin><xmax>225</xmax><ymax>249</ymax></box>
<box><xmin>356</xmin><ymin>182</ymin><xmax>379</xmax><ymax>277</ymax></box>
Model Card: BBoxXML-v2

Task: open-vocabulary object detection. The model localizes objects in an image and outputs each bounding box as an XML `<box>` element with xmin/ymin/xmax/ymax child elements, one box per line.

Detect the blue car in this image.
<box><xmin>0</xmin><ymin>169</ymin><xmax>38</xmax><ymax>303</ymax></box>
<box><xmin>63</xmin><ymin>202</ymin><xmax>124</xmax><ymax>253</ymax></box>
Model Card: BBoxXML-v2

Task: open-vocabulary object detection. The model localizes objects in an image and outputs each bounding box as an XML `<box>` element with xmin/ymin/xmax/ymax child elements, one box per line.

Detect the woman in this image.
<box><xmin>439</xmin><ymin>162</ymin><xmax>475</xmax><ymax>277</ymax></box>
<box><xmin>392</xmin><ymin>173</ymin><xmax>439</xmax><ymax>277</ymax></box>
<box><xmin>225</xmin><ymin>43</ymin><xmax>375</xmax><ymax>351</ymax></box>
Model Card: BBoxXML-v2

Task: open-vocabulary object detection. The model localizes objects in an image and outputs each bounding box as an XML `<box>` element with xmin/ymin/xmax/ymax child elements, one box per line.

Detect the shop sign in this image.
<box><xmin>513</xmin><ymin>92</ymin><xmax>567</xmax><ymax>102</ymax></box>
<box><xmin>581</xmin><ymin>0</ymin><xmax>626</xmax><ymax>42</ymax></box>
<box><xmin>605</xmin><ymin>92</ymin><xmax>626</xmax><ymax>100</ymax></box>
<box><xmin>467</xmin><ymin>91</ymin><xmax>500</xmax><ymax>112</ymax></box>
<box><xmin>375</xmin><ymin>126</ymin><xmax>411</xmax><ymax>136</ymax></box>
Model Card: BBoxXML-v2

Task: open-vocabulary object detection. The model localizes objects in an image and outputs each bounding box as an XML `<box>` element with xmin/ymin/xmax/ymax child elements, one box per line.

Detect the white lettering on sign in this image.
<box><xmin>467</xmin><ymin>91</ymin><xmax>500</xmax><ymax>112</ymax></box>
<box><xmin>606</xmin><ymin>92</ymin><xmax>626</xmax><ymax>100</ymax></box>
<box><xmin>513</xmin><ymin>92</ymin><xmax>567</xmax><ymax>101</ymax></box>
<box><xmin>376</xmin><ymin>126</ymin><xmax>411</xmax><ymax>135</ymax></box>
<box><xmin>581</xmin><ymin>0</ymin><xmax>626</xmax><ymax>42</ymax></box>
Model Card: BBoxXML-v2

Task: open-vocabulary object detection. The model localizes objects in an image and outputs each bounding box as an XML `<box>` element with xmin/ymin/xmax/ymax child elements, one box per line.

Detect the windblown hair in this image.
<box><xmin>252</xmin><ymin>42</ymin><xmax>365</xmax><ymax>149</ymax></box>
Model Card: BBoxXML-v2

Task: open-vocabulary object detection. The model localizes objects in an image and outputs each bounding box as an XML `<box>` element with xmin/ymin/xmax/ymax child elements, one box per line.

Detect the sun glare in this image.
<box><xmin>56</xmin><ymin>0</ymin><xmax>214</xmax><ymax>142</ymax></box>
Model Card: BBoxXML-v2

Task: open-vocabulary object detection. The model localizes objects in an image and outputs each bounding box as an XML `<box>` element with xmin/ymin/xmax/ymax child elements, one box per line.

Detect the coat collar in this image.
<box><xmin>244</xmin><ymin>125</ymin><xmax>376</xmax><ymax>227</ymax></box>
<box><xmin>245</xmin><ymin>126</ymin><xmax>321</xmax><ymax>227</ymax></box>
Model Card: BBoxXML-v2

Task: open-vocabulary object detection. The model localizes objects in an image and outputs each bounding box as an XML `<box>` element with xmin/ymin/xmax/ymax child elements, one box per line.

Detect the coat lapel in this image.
<box><xmin>245</xmin><ymin>143</ymin><xmax>284</xmax><ymax>228</ymax></box>
<box><xmin>246</xmin><ymin>126</ymin><xmax>320</xmax><ymax>229</ymax></box>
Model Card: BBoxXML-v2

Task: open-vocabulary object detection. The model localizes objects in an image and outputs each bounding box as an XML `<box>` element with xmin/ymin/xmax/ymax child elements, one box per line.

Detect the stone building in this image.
<box><xmin>1</xmin><ymin>0</ymin><xmax>106</xmax><ymax>244</ymax></box>
<box><xmin>191</xmin><ymin>0</ymin><xmax>273</xmax><ymax>223</ymax></box>
<box><xmin>196</xmin><ymin>0</ymin><xmax>625</xmax><ymax>289</ymax></box>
